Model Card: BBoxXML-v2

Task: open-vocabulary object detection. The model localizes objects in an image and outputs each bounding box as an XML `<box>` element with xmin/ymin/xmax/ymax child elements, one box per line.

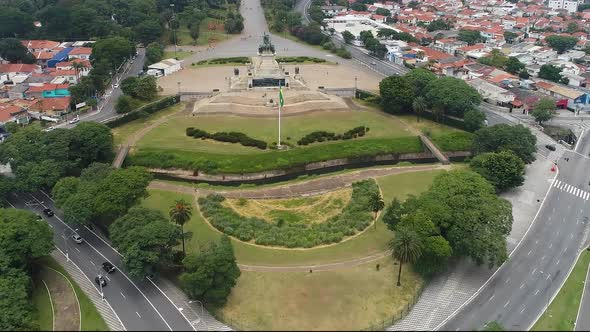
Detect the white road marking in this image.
<box><xmin>505</xmin><ymin>277</ymin><xmax>511</xmax><ymax>284</ymax></box>
<box><xmin>535</xmin><ymin>289</ymin><xmax>540</xmax><ymax>295</ymax></box>
<box><xmin>48</xmin><ymin>224</ymin><xmax>53</xmax><ymax>228</ymax></box>
<box><xmin>504</xmin><ymin>300</ymin><xmax>511</xmax><ymax>308</ymax></box>
<box><xmin>556</xmin><ymin>259</ymin><xmax>561</xmax><ymax>265</ymax></box>
<box><xmin>586</xmin><ymin>192</ymin><xmax>590</xmax><ymax>200</ymax></box>
<box><xmin>520</xmin><ymin>283</ymin><xmax>526</xmax><ymax>289</ymax></box>
<box><xmin>555</xmin><ymin>180</ymin><xmax>561</xmax><ymax>187</ymax></box>
<box><xmin>575</xmin><ymin>188</ymin><xmax>580</xmax><ymax>196</ymax></box>
<box><xmin>488</xmin><ymin>295</ymin><xmax>495</xmax><ymax>303</ymax></box>
<box><xmin>120</xmin><ymin>292</ymin><xmax>126</xmax><ymax>299</ymax></box>
<box><xmin>532</xmin><ymin>268</ymin><xmax>537</xmax><ymax>274</ymax></box>
<box><xmin>61</xmin><ymin>235</ymin><xmax>66</xmax><ymax>239</ymax></box>
<box><xmin>549</xmin><ymin>243</ymin><xmax>553</xmax><ymax>249</ymax></box>
<box><xmin>75</xmin><ymin>248</ymin><xmax>81</xmax><ymax>253</ymax></box>
<box><xmin>136</xmin><ymin>311</ymin><xmax>141</xmax><ymax>318</ymax></box>
<box><xmin>90</xmin><ymin>261</ymin><xmax>95</xmax><ymax>266</ymax></box>
<box><xmin>548</xmin><ymin>216</ymin><xmax>552</xmax><ymax>221</ymax></box>
<box><xmin>571</xmin><ymin>233</ymin><xmax>575</xmax><ymax>239</ymax></box>
<box><xmin>547</xmin><ymin>274</ymin><xmax>551</xmax><ymax>280</ymax></box>
<box><xmin>527</xmin><ymin>250</ymin><xmax>532</xmax><ymax>256</ymax></box>
<box><xmin>104</xmin><ymin>275</ymin><xmax>110</xmax><ymax>281</ymax></box>
<box><xmin>520</xmin><ymin>306</ymin><xmax>526</xmax><ymax>314</ymax></box>
<box><xmin>542</xmin><ymin>256</ymin><xmax>546</xmax><ymax>260</ymax></box>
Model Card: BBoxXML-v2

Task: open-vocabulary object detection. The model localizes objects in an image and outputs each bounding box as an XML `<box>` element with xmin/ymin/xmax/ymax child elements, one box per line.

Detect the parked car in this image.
<box><xmin>72</xmin><ymin>234</ymin><xmax>83</xmax><ymax>244</ymax></box>
<box><xmin>68</xmin><ymin>117</ymin><xmax>80</xmax><ymax>124</ymax></box>
<box><xmin>102</xmin><ymin>262</ymin><xmax>116</xmax><ymax>273</ymax></box>
<box><xmin>545</xmin><ymin>144</ymin><xmax>556</xmax><ymax>151</ymax></box>
<box><xmin>95</xmin><ymin>275</ymin><xmax>107</xmax><ymax>287</ymax></box>
<box><xmin>43</xmin><ymin>208</ymin><xmax>54</xmax><ymax>217</ymax></box>
<box><xmin>371</xmin><ymin>61</ymin><xmax>377</xmax><ymax>65</ymax></box>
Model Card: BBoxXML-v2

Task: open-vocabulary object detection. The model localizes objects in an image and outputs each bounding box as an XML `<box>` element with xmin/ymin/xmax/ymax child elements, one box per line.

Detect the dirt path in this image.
<box><xmin>238</xmin><ymin>250</ymin><xmax>391</xmax><ymax>272</ymax></box>
<box><xmin>149</xmin><ymin>164</ymin><xmax>450</xmax><ymax>199</ymax></box>
<box><xmin>40</xmin><ymin>267</ymin><xmax>81</xmax><ymax>331</ymax></box>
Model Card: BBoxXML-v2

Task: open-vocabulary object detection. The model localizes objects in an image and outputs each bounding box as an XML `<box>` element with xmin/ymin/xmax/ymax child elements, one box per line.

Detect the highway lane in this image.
<box><xmin>11</xmin><ymin>191</ymin><xmax>195</xmax><ymax>331</ymax></box>
<box><xmin>440</xmin><ymin>133</ymin><xmax>590</xmax><ymax>331</ymax></box>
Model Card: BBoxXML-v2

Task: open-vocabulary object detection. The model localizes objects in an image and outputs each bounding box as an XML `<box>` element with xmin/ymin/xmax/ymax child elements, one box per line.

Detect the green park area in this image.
<box><xmin>32</xmin><ymin>279</ymin><xmax>53</xmax><ymax>331</ymax></box>
<box><xmin>532</xmin><ymin>250</ymin><xmax>590</xmax><ymax>331</ymax></box>
<box><xmin>163</xmin><ymin>17</ymin><xmax>229</xmax><ymax>47</ymax></box>
<box><xmin>128</xmin><ymin>108</ymin><xmax>470</xmax><ymax>174</ymax></box>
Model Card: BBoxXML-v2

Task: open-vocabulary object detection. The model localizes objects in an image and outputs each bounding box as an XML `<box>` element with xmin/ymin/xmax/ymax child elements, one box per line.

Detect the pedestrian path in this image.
<box><xmin>553</xmin><ymin>179</ymin><xmax>590</xmax><ymax>201</ymax></box>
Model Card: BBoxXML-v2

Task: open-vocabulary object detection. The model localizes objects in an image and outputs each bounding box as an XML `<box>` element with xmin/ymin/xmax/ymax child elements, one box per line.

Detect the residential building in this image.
<box><xmin>547</xmin><ymin>0</ymin><xmax>578</xmax><ymax>13</ymax></box>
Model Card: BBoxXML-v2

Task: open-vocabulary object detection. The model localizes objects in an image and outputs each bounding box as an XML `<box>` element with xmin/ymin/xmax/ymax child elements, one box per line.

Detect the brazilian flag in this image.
<box><xmin>279</xmin><ymin>85</ymin><xmax>284</xmax><ymax>107</ymax></box>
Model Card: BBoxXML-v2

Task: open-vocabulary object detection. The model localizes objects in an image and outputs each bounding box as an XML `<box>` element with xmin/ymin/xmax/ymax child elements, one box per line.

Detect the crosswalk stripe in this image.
<box><xmin>554</xmin><ymin>179</ymin><xmax>561</xmax><ymax>187</ymax></box>
<box><xmin>560</xmin><ymin>183</ymin><xmax>566</xmax><ymax>190</ymax></box>
<box><xmin>567</xmin><ymin>185</ymin><xmax>573</xmax><ymax>193</ymax></box>
<box><xmin>575</xmin><ymin>188</ymin><xmax>580</xmax><ymax>196</ymax></box>
<box><xmin>585</xmin><ymin>192</ymin><xmax>589</xmax><ymax>200</ymax></box>
<box><xmin>579</xmin><ymin>190</ymin><xmax>584</xmax><ymax>198</ymax></box>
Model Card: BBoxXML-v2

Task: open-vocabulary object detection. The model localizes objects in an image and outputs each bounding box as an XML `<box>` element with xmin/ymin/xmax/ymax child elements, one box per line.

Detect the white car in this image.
<box><xmin>68</xmin><ymin>117</ymin><xmax>80</xmax><ymax>124</ymax></box>
<box><xmin>72</xmin><ymin>234</ymin><xmax>83</xmax><ymax>244</ymax></box>
<box><xmin>44</xmin><ymin>126</ymin><xmax>56</xmax><ymax>132</ymax></box>
<box><xmin>113</xmin><ymin>83</ymin><xmax>120</xmax><ymax>89</ymax></box>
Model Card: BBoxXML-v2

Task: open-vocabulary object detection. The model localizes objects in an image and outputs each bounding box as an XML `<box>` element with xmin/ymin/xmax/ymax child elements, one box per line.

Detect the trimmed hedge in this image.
<box><xmin>186</xmin><ymin>127</ymin><xmax>267</xmax><ymax>149</ymax></box>
<box><xmin>297</xmin><ymin>126</ymin><xmax>369</xmax><ymax>145</ymax></box>
<box><xmin>127</xmin><ymin>136</ymin><xmax>424</xmax><ymax>174</ymax></box>
<box><xmin>198</xmin><ymin>180</ymin><xmax>379</xmax><ymax>248</ymax></box>
<box><xmin>106</xmin><ymin>95</ymin><xmax>180</xmax><ymax>128</ymax></box>
<box><xmin>194</xmin><ymin>57</ymin><xmax>251</xmax><ymax>66</ymax></box>
<box><xmin>276</xmin><ymin>56</ymin><xmax>326</xmax><ymax>63</ymax></box>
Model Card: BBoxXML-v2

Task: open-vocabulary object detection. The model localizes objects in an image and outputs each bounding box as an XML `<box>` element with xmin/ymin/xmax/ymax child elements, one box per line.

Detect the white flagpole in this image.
<box><xmin>278</xmin><ymin>81</ymin><xmax>282</xmax><ymax>148</ymax></box>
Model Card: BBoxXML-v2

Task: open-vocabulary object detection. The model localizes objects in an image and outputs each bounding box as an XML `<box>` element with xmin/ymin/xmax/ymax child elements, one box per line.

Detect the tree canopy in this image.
<box><xmin>379</xmin><ymin>75</ymin><xmax>414</xmax><ymax>114</ymax></box>
<box><xmin>425</xmin><ymin>77</ymin><xmax>482</xmax><ymax>117</ymax></box>
<box><xmin>470</xmin><ymin>151</ymin><xmax>525</xmax><ymax>192</ymax></box>
<box><xmin>458</xmin><ymin>29</ymin><xmax>484</xmax><ymax>45</ymax></box>
<box><xmin>531</xmin><ymin>97</ymin><xmax>556</xmax><ymax>125</ymax></box>
<box><xmin>472</xmin><ymin>124</ymin><xmax>537</xmax><ymax>163</ymax></box>
<box><xmin>0</xmin><ymin>38</ymin><xmax>34</xmax><ymax>63</ymax></box>
<box><xmin>545</xmin><ymin>35</ymin><xmax>578</xmax><ymax>54</ymax></box>
<box><xmin>539</xmin><ymin>64</ymin><xmax>565</xmax><ymax>83</ymax></box>
<box><xmin>179</xmin><ymin>236</ymin><xmax>241</xmax><ymax>307</ymax></box>
<box><xmin>110</xmin><ymin>207</ymin><xmax>182</xmax><ymax>279</ymax></box>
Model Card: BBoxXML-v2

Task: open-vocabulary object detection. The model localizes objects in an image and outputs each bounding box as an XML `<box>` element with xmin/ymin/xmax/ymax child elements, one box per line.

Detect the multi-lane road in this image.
<box><xmin>440</xmin><ymin>133</ymin><xmax>590</xmax><ymax>330</ymax></box>
<box><xmin>11</xmin><ymin>191</ymin><xmax>195</xmax><ymax>331</ymax></box>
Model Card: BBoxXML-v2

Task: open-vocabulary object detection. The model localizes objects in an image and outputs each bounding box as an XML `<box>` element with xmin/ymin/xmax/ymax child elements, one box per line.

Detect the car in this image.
<box><xmin>43</xmin><ymin>208</ymin><xmax>54</xmax><ymax>217</ymax></box>
<box><xmin>102</xmin><ymin>262</ymin><xmax>116</xmax><ymax>273</ymax></box>
<box><xmin>72</xmin><ymin>234</ymin><xmax>83</xmax><ymax>244</ymax></box>
<box><xmin>44</xmin><ymin>126</ymin><xmax>56</xmax><ymax>132</ymax></box>
<box><xmin>68</xmin><ymin>118</ymin><xmax>79</xmax><ymax>124</ymax></box>
<box><xmin>132</xmin><ymin>55</ymin><xmax>136</xmax><ymax>60</ymax></box>
<box><xmin>371</xmin><ymin>61</ymin><xmax>377</xmax><ymax>65</ymax></box>
<box><xmin>545</xmin><ymin>144</ymin><xmax>556</xmax><ymax>151</ymax></box>
<box><xmin>95</xmin><ymin>275</ymin><xmax>107</xmax><ymax>287</ymax></box>
<box><xmin>113</xmin><ymin>83</ymin><xmax>120</xmax><ymax>89</ymax></box>
<box><xmin>130</xmin><ymin>60</ymin><xmax>134</xmax><ymax>64</ymax></box>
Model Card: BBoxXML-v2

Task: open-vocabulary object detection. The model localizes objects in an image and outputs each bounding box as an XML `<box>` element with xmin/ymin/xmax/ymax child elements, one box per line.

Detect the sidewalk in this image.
<box><xmin>389</xmin><ymin>108</ymin><xmax>561</xmax><ymax>331</ymax></box>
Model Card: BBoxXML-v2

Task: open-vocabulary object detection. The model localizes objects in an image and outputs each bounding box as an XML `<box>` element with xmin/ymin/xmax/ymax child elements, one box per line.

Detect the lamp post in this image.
<box><xmin>170</xmin><ymin>3</ymin><xmax>177</xmax><ymax>59</ymax></box>
<box><xmin>61</xmin><ymin>228</ymin><xmax>79</xmax><ymax>262</ymax></box>
<box><xmin>187</xmin><ymin>300</ymin><xmax>207</xmax><ymax>330</ymax></box>
<box><xmin>177</xmin><ymin>81</ymin><xmax>181</xmax><ymax>95</ymax></box>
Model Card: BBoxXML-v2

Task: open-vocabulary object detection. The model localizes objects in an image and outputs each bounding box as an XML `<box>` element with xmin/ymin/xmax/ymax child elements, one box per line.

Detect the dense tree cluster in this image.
<box><xmin>180</xmin><ymin>236</ymin><xmax>240</xmax><ymax>307</ymax></box>
<box><xmin>0</xmin><ymin>123</ymin><xmax>114</xmax><ymax>193</ymax></box>
<box><xmin>0</xmin><ymin>209</ymin><xmax>53</xmax><ymax>330</ymax></box>
<box><xmin>539</xmin><ymin>64</ymin><xmax>569</xmax><ymax>85</ymax></box>
<box><xmin>545</xmin><ymin>35</ymin><xmax>578</xmax><ymax>54</ymax></box>
<box><xmin>109</xmin><ymin>207</ymin><xmax>182</xmax><ymax>278</ymax></box>
<box><xmin>458</xmin><ymin>29</ymin><xmax>485</xmax><ymax>45</ymax></box>
<box><xmin>0</xmin><ymin>38</ymin><xmax>34</xmax><ymax>63</ymax></box>
<box><xmin>470</xmin><ymin>151</ymin><xmax>525</xmax><ymax>192</ymax></box>
<box><xmin>379</xmin><ymin>69</ymin><xmax>484</xmax><ymax>129</ymax></box>
<box><xmin>383</xmin><ymin>170</ymin><xmax>513</xmax><ymax>277</ymax></box>
<box><xmin>52</xmin><ymin>164</ymin><xmax>152</xmax><ymax>227</ymax></box>
<box><xmin>472</xmin><ymin>124</ymin><xmax>537</xmax><ymax>164</ymax></box>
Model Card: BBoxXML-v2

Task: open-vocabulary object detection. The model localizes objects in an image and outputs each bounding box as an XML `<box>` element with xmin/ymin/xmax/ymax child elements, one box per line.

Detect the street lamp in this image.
<box><xmin>170</xmin><ymin>3</ymin><xmax>177</xmax><ymax>59</ymax></box>
<box><xmin>61</xmin><ymin>228</ymin><xmax>79</xmax><ymax>262</ymax></box>
<box><xmin>187</xmin><ymin>300</ymin><xmax>207</xmax><ymax>331</ymax></box>
<box><xmin>177</xmin><ymin>81</ymin><xmax>181</xmax><ymax>95</ymax></box>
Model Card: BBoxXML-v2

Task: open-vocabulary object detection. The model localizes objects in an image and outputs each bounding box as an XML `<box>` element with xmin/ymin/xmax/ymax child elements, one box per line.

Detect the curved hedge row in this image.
<box><xmin>198</xmin><ymin>180</ymin><xmax>379</xmax><ymax>248</ymax></box>
<box><xmin>297</xmin><ymin>126</ymin><xmax>369</xmax><ymax>145</ymax></box>
<box><xmin>128</xmin><ymin>136</ymin><xmax>423</xmax><ymax>174</ymax></box>
<box><xmin>186</xmin><ymin>127</ymin><xmax>268</xmax><ymax>149</ymax></box>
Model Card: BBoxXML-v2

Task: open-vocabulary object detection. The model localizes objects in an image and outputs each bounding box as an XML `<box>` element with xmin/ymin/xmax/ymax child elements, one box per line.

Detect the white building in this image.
<box><xmin>547</xmin><ymin>0</ymin><xmax>579</xmax><ymax>13</ymax></box>
<box><xmin>147</xmin><ymin>58</ymin><xmax>182</xmax><ymax>77</ymax></box>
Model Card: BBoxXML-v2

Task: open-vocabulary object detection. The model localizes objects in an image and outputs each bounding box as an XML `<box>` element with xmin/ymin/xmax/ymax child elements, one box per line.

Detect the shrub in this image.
<box><xmin>297</xmin><ymin>126</ymin><xmax>368</xmax><ymax>145</ymax></box>
<box><xmin>185</xmin><ymin>128</ymin><xmax>268</xmax><ymax>149</ymax></box>
<box><xmin>198</xmin><ymin>180</ymin><xmax>380</xmax><ymax>248</ymax></box>
<box><xmin>106</xmin><ymin>95</ymin><xmax>180</xmax><ymax>128</ymax></box>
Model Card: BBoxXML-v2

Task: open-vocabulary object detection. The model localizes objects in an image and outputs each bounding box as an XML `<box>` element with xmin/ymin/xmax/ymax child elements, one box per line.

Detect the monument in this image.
<box><xmin>247</xmin><ymin>33</ymin><xmax>289</xmax><ymax>89</ymax></box>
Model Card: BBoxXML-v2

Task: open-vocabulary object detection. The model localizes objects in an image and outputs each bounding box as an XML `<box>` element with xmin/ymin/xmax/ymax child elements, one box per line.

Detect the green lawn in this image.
<box><xmin>32</xmin><ymin>279</ymin><xmax>53</xmax><ymax>331</ymax></box>
<box><xmin>430</xmin><ymin>132</ymin><xmax>474</xmax><ymax>152</ymax></box>
<box><xmin>39</xmin><ymin>257</ymin><xmax>109</xmax><ymax>331</ymax></box>
<box><xmin>143</xmin><ymin>168</ymin><xmax>444</xmax><ymax>266</ymax></box>
<box><xmin>532</xmin><ymin>250</ymin><xmax>590</xmax><ymax>331</ymax></box>
<box><xmin>112</xmin><ymin>103</ymin><xmax>184</xmax><ymax>146</ymax></box>
<box><xmin>165</xmin><ymin>18</ymin><xmax>229</xmax><ymax>46</ymax></box>
<box><xmin>137</xmin><ymin>110</ymin><xmax>414</xmax><ymax>154</ymax></box>
<box><xmin>163</xmin><ymin>50</ymin><xmax>192</xmax><ymax>60</ymax></box>
<box><xmin>131</xmin><ymin>110</ymin><xmax>422</xmax><ymax>173</ymax></box>
<box><xmin>216</xmin><ymin>257</ymin><xmax>423</xmax><ymax>331</ymax></box>
<box><xmin>397</xmin><ymin>115</ymin><xmax>462</xmax><ymax>136</ymax></box>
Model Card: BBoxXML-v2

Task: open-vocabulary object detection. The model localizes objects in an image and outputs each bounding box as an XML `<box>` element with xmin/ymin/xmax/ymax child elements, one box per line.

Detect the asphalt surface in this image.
<box><xmin>440</xmin><ymin>133</ymin><xmax>590</xmax><ymax>331</ymax></box>
<box><xmin>10</xmin><ymin>191</ymin><xmax>194</xmax><ymax>331</ymax></box>
<box><xmin>57</xmin><ymin>48</ymin><xmax>146</xmax><ymax>129</ymax></box>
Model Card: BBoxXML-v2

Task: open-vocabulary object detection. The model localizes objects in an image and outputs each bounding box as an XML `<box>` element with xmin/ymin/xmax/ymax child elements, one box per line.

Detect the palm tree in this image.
<box><xmin>412</xmin><ymin>96</ymin><xmax>427</xmax><ymax>123</ymax></box>
<box><xmin>368</xmin><ymin>192</ymin><xmax>385</xmax><ymax>230</ymax></box>
<box><xmin>169</xmin><ymin>199</ymin><xmax>192</xmax><ymax>257</ymax></box>
<box><xmin>72</xmin><ymin>61</ymin><xmax>88</xmax><ymax>82</ymax></box>
<box><xmin>390</xmin><ymin>229</ymin><xmax>422</xmax><ymax>286</ymax></box>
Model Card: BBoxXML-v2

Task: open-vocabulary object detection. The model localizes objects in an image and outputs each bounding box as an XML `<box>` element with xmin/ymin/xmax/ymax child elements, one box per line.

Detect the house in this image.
<box><xmin>20</xmin><ymin>40</ymin><xmax>60</xmax><ymax>53</ymax></box>
<box><xmin>534</xmin><ymin>80</ymin><xmax>587</xmax><ymax>108</ymax></box>
<box><xmin>55</xmin><ymin>59</ymin><xmax>91</xmax><ymax>77</ymax></box>
<box><xmin>147</xmin><ymin>58</ymin><xmax>181</xmax><ymax>77</ymax></box>
<box><xmin>68</xmin><ymin>47</ymin><xmax>93</xmax><ymax>61</ymax></box>
<box><xmin>47</xmin><ymin>47</ymin><xmax>73</xmax><ymax>68</ymax></box>
<box><xmin>29</xmin><ymin>97</ymin><xmax>71</xmax><ymax>118</ymax></box>
<box><xmin>547</xmin><ymin>0</ymin><xmax>579</xmax><ymax>13</ymax></box>
<box><xmin>0</xmin><ymin>103</ymin><xmax>29</xmax><ymax>125</ymax></box>
<box><xmin>433</xmin><ymin>39</ymin><xmax>468</xmax><ymax>55</ymax></box>
<box><xmin>25</xmin><ymin>84</ymin><xmax>70</xmax><ymax>99</ymax></box>
<box><xmin>321</xmin><ymin>5</ymin><xmax>346</xmax><ymax>16</ymax></box>
<box><xmin>466</xmin><ymin>77</ymin><xmax>516</xmax><ymax>105</ymax></box>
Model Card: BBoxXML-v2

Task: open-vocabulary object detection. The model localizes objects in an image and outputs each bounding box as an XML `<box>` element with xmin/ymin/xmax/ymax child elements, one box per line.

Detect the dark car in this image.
<box><xmin>43</xmin><ymin>208</ymin><xmax>54</xmax><ymax>217</ymax></box>
<box><xmin>102</xmin><ymin>262</ymin><xmax>116</xmax><ymax>274</ymax></box>
<box><xmin>95</xmin><ymin>275</ymin><xmax>107</xmax><ymax>287</ymax></box>
<box><xmin>545</xmin><ymin>144</ymin><xmax>556</xmax><ymax>151</ymax></box>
